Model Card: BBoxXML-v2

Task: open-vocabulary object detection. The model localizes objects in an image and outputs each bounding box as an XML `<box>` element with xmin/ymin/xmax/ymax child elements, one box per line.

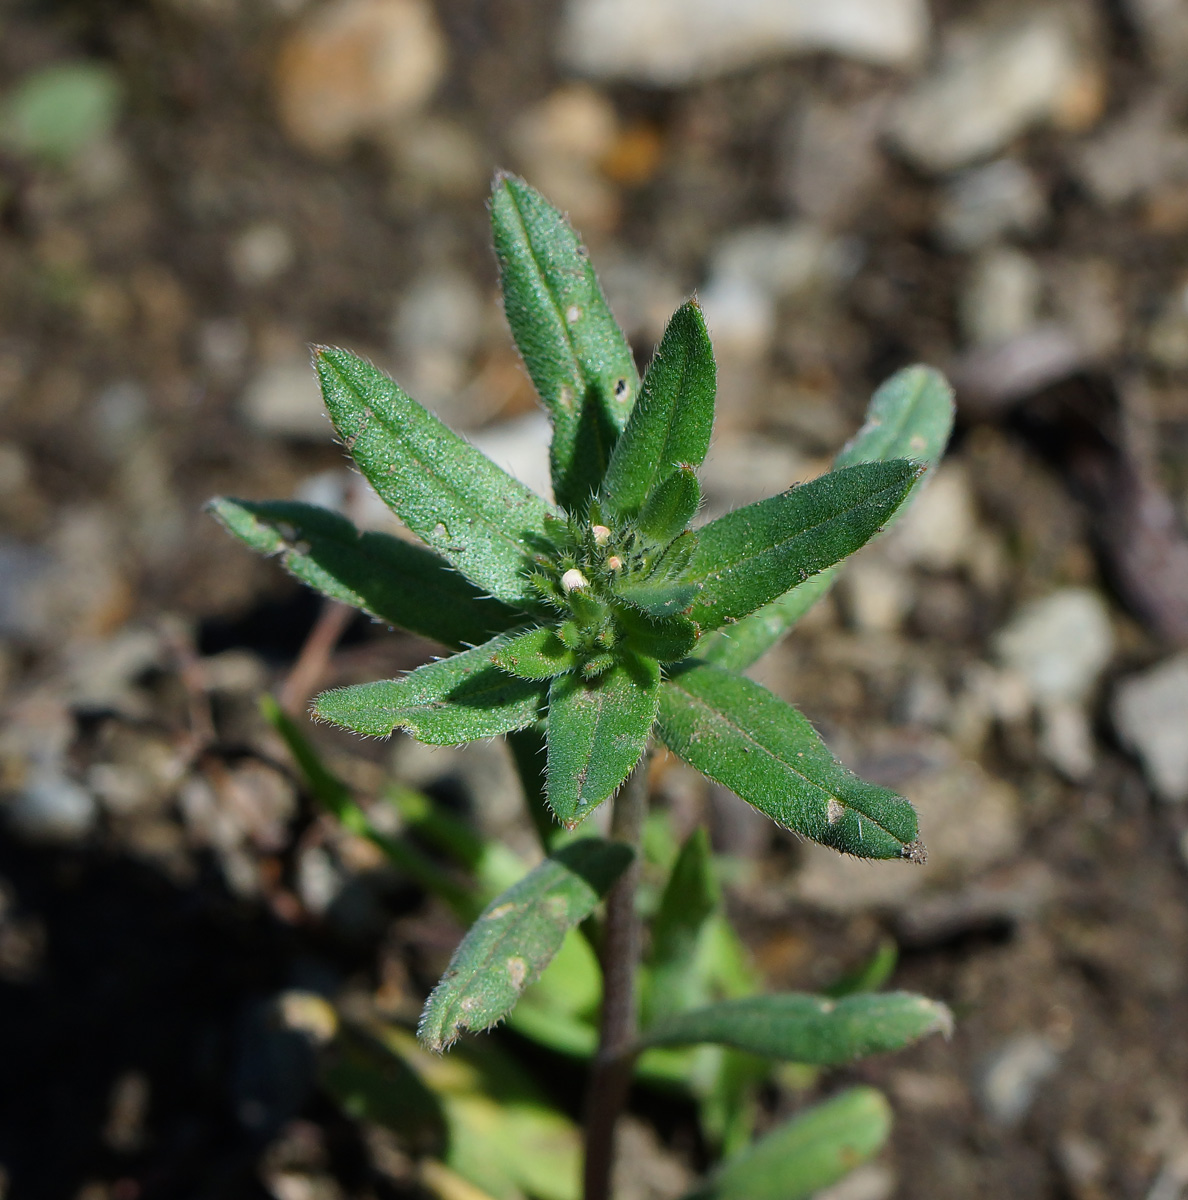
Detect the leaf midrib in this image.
<box><xmin>691</xmin><ymin>476</ymin><xmax>908</xmax><ymax>587</ymax></box>
<box><xmin>662</xmin><ymin>674</ymin><xmax>904</xmax><ymax>843</ymax></box>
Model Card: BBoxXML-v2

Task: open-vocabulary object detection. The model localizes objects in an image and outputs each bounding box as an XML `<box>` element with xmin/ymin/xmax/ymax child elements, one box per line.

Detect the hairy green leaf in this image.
<box><xmin>685</xmin><ymin>1087</ymin><xmax>892</xmax><ymax>1200</ymax></box>
<box><xmin>657</xmin><ymin>662</ymin><xmax>922</xmax><ymax>860</ymax></box>
<box><xmin>601</xmin><ymin>301</ymin><xmax>716</xmax><ymax>518</ymax></box>
<box><xmin>614</xmin><ymin>606</ymin><xmax>699</xmax><ymax>663</ymax></box>
<box><xmin>687</xmin><ymin>460</ymin><xmax>920</xmax><ymax>632</ymax></box>
<box><xmin>314</xmin><ymin>346</ymin><xmax>553</xmax><ymax>608</ymax></box>
<box><xmin>644</xmin><ymin>827</ymin><xmax>721</xmax><ymax>1025</ymax></box>
<box><xmin>314</xmin><ymin>631</ymin><xmax>546</xmax><ymax>743</ymax></box>
<box><xmin>834</xmin><ymin>364</ymin><xmax>955</xmax><ymax>473</ymax></box>
<box><xmin>493</xmin><ymin>625</ymin><xmax>581</xmax><ymax>680</ymax></box>
<box><xmin>613</xmin><ymin>576</ymin><xmax>701</xmax><ymax>620</ymax></box>
<box><xmin>419</xmin><ymin>838</ymin><xmax>633</xmax><ymax>1051</ymax></box>
<box><xmin>490</xmin><ymin>174</ymin><xmax>639</xmax><ymax>512</ymax></box>
<box><xmin>636</xmin><ymin>465</ymin><xmax>702</xmax><ymax>544</ymax></box>
<box><xmin>696</xmin><ymin>365</ymin><xmax>953</xmax><ymax>668</ymax></box>
<box><xmin>546</xmin><ymin>657</ymin><xmax>659</xmax><ymax>826</ymax></box>
<box><xmin>209</xmin><ymin>498</ymin><xmax>521</xmax><ymax>649</ymax></box>
<box><xmin>640</xmin><ymin>991</ymin><xmax>951</xmax><ymax>1062</ymax></box>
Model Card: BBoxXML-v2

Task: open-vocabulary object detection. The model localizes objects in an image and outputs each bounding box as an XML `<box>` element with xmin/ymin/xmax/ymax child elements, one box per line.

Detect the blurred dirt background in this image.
<box><xmin>4</xmin><ymin>0</ymin><xmax>1188</xmax><ymax>1197</ymax></box>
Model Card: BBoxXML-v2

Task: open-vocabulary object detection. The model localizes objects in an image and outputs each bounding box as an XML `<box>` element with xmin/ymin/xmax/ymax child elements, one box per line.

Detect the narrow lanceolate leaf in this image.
<box><xmin>314</xmin><ymin>631</ymin><xmax>546</xmax><ymax>744</ymax></box>
<box><xmin>657</xmin><ymin>662</ymin><xmax>922</xmax><ymax>860</ymax></box>
<box><xmin>492</xmin><ymin>625</ymin><xmax>580</xmax><ymax>680</ymax></box>
<box><xmin>314</xmin><ymin>347</ymin><xmax>553</xmax><ymax>608</ymax></box>
<box><xmin>695</xmin><ymin>571</ymin><xmax>833</xmax><ymax>670</ymax></box>
<box><xmin>696</xmin><ymin>365</ymin><xmax>953</xmax><ymax>669</ymax></box>
<box><xmin>644</xmin><ymin>827</ymin><xmax>720</xmax><ymax>1025</ymax></box>
<box><xmin>613</xmin><ymin>576</ymin><xmax>701</xmax><ymax>620</ymax></box>
<box><xmin>686</xmin><ymin>460</ymin><xmax>920</xmax><ymax>632</ymax></box>
<box><xmin>636</xmin><ymin>465</ymin><xmax>702</xmax><ymax>544</ymax></box>
<box><xmin>640</xmin><ymin>992</ymin><xmax>952</xmax><ymax>1062</ymax></box>
<box><xmin>546</xmin><ymin>657</ymin><xmax>659</xmax><ymax>826</ymax></box>
<box><xmin>684</xmin><ymin>1087</ymin><xmax>891</xmax><ymax>1200</ymax></box>
<box><xmin>418</xmin><ymin>838</ymin><xmax>633</xmax><ymax>1051</ymax></box>
<box><xmin>209</xmin><ymin>498</ymin><xmax>521</xmax><ymax>649</ymax></box>
<box><xmin>834</xmin><ymin>364</ymin><xmax>955</xmax><ymax>475</ymax></box>
<box><xmin>614</xmin><ymin>606</ymin><xmax>699</xmax><ymax>663</ymax></box>
<box><xmin>601</xmin><ymin>301</ymin><xmax>716</xmax><ymax>519</ymax></box>
<box><xmin>490</xmin><ymin>174</ymin><xmax>639</xmax><ymax>512</ymax></box>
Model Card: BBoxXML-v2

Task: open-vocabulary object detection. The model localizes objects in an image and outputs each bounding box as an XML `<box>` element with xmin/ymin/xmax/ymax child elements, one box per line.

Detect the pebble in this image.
<box><xmin>7</xmin><ymin>767</ymin><xmax>97</xmax><ymax>842</ymax></box>
<box><xmin>959</xmin><ymin>247</ymin><xmax>1044</xmax><ymax>348</ymax></box>
<box><xmin>1146</xmin><ymin>278</ymin><xmax>1188</xmax><ymax>370</ymax></box>
<box><xmin>1074</xmin><ymin>94</ymin><xmax>1188</xmax><ymax>208</ymax></box>
<box><xmin>978</xmin><ymin>1035</ymin><xmax>1060</xmax><ymax>1125</ymax></box>
<box><xmin>781</xmin><ymin>98</ymin><xmax>888</xmax><ymax>229</ymax></box>
<box><xmin>699</xmin><ymin>223</ymin><xmax>856</xmax><ymax>360</ymax></box>
<box><xmin>508</xmin><ymin>85</ymin><xmax>621</xmax><ymax>232</ymax></box>
<box><xmin>840</xmin><ymin>555</ymin><xmax>914</xmax><ymax>634</ymax></box>
<box><xmin>242</xmin><ymin>353</ymin><xmax>330</xmax><ymax>440</ymax></box>
<box><xmin>274</xmin><ymin>0</ymin><xmax>446</xmax><ymax>157</ymax></box>
<box><xmin>994</xmin><ymin>588</ymin><xmax>1115</xmax><ymax>706</ymax></box>
<box><xmin>886</xmin><ymin>463</ymin><xmax>980</xmax><ymax>573</ymax></box>
<box><xmin>813</xmin><ymin>1165</ymin><xmax>896</xmax><ymax>1200</ymax></box>
<box><xmin>557</xmin><ymin>0</ymin><xmax>930</xmax><ymax>85</ymax></box>
<box><xmin>229</xmin><ymin>222</ymin><xmax>296</xmax><ymax>287</ymax></box>
<box><xmin>1123</xmin><ymin>0</ymin><xmax>1188</xmax><ymax>72</ymax></box>
<box><xmin>889</xmin><ymin>11</ymin><xmax>1099</xmax><ymax>173</ymax></box>
<box><xmin>467</xmin><ymin>412</ymin><xmax>554</xmax><ymax>504</ymax></box>
<box><xmin>1112</xmin><ymin>652</ymin><xmax>1188</xmax><ymax>803</ymax></box>
<box><xmin>936</xmin><ymin>158</ymin><xmax>1047</xmax><ymax>251</ymax></box>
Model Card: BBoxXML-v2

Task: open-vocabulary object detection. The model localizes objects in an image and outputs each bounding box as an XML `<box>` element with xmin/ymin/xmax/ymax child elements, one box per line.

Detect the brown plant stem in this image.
<box><xmin>583</xmin><ymin>749</ymin><xmax>651</xmax><ymax>1200</ymax></box>
<box><xmin>278</xmin><ymin>599</ymin><xmax>354</xmax><ymax>716</ymax></box>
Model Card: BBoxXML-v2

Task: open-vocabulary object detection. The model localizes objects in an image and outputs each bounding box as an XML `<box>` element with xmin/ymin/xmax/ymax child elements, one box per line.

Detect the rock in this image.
<box><xmin>229</xmin><ymin>222</ymin><xmax>295</xmax><ymax>287</ymax></box>
<box><xmin>7</xmin><ymin>767</ymin><xmax>97</xmax><ymax>842</ymax></box>
<box><xmin>1123</xmin><ymin>0</ymin><xmax>1188</xmax><ymax>71</ymax></box>
<box><xmin>1112</xmin><ymin>652</ymin><xmax>1188</xmax><ymax>802</ymax></box>
<box><xmin>889</xmin><ymin>11</ymin><xmax>1100</xmax><ymax>173</ymax></box>
<box><xmin>0</xmin><ymin>540</ymin><xmax>54</xmax><ymax>639</ymax></box>
<box><xmin>840</xmin><ymin>555</ymin><xmax>914</xmax><ymax>634</ymax></box>
<box><xmin>275</xmin><ymin>0</ymin><xmax>446</xmax><ymax>157</ymax></box>
<box><xmin>781</xmin><ymin>98</ymin><xmax>888</xmax><ymax>229</ymax></box>
<box><xmin>977</xmin><ymin>1034</ymin><xmax>1060</xmax><ymax>1125</ymax></box>
<box><xmin>1074</xmin><ymin>94</ymin><xmax>1188</xmax><ymax>208</ymax></box>
<box><xmin>384</xmin><ymin>116</ymin><xmax>488</xmax><ymax>199</ymax></box>
<box><xmin>1146</xmin><ymin>279</ymin><xmax>1188</xmax><ymax>370</ymax></box>
<box><xmin>697</xmin><ymin>433</ymin><xmax>809</xmax><ymax>520</ymax></box>
<box><xmin>242</xmin><ymin>352</ymin><xmax>329</xmax><ymax>439</ymax></box>
<box><xmin>936</xmin><ymin>158</ymin><xmax>1047</xmax><ymax>251</ymax></box>
<box><xmin>508</xmin><ymin>84</ymin><xmax>621</xmax><ymax>232</ymax></box>
<box><xmin>699</xmin><ymin>223</ymin><xmax>857</xmax><ymax>360</ymax></box>
<box><xmin>959</xmin><ymin>247</ymin><xmax>1044</xmax><ymax>348</ymax></box>
<box><xmin>994</xmin><ymin>589</ymin><xmax>1115</xmax><ymax>705</ymax></box>
<box><xmin>886</xmin><ymin>463</ymin><xmax>980</xmax><ymax>573</ymax></box>
<box><xmin>557</xmin><ymin>0</ymin><xmax>930</xmax><ymax>85</ymax></box>
<box><xmin>1036</xmin><ymin>699</ymin><xmax>1096</xmax><ymax>781</ymax></box>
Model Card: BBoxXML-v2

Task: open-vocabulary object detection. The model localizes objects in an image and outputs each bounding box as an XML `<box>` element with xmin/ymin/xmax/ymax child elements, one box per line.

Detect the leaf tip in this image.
<box><xmin>903</xmin><ymin>839</ymin><xmax>927</xmax><ymax>865</ymax></box>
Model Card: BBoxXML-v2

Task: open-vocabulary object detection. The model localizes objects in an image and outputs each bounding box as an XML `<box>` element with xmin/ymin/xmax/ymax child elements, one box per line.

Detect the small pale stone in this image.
<box><xmin>275</xmin><ymin>0</ymin><xmax>446</xmax><ymax>156</ymax></box>
<box><xmin>887</xmin><ymin>463</ymin><xmax>979</xmax><ymax>572</ymax></box>
<box><xmin>1112</xmin><ymin>652</ymin><xmax>1188</xmax><ymax>802</ymax></box>
<box><xmin>558</xmin><ymin>0</ymin><xmax>930</xmax><ymax>83</ymax></box>
<box><xmin>937</xmin><ymin>158</ymin><xmax>1047</xmax><ymax>250</ymax></box>
<box><xmin>229</xmin><ymin>222</ymin><xmax>295</xmax><ymax>286</ymax></box>
<box><xmin>889</xmin><ymin>12</ymin><xmax>1098</xmax><ymax>173</ymax></box>
<box><xmin>959</xmin><ymin>247</ymin><xmax>1044</xmax><ymax>348</ymax></box>
<box><xmin>977</xmin><ymin>1034</ymin><xmax>1060</xmax><ymax>1124</ymax></box>
<box><xmin>242</xmin><ymin>355</ymin><xmax>329</xmax><ymax>439</ymax></box>
<box><xmin>994</xmin><ymin>588</ymin><xmax>1115</xmax><ymax>705</ymax></box>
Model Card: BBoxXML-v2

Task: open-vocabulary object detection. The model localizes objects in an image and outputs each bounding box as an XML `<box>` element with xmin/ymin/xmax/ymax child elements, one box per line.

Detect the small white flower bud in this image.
<box><xmin>606</xmin><ymin>555</ymin><xmax>623</xmax><ymax>572</ymax></box>
<box><xmin>591</xmin><ymin>524</ymin><xmax>611</xmax><ymax>545</ymax></box>
<box><xmin>561</xmin><ymin>568</ymin><xmax>589</xmax><ymax>593</ymax></box>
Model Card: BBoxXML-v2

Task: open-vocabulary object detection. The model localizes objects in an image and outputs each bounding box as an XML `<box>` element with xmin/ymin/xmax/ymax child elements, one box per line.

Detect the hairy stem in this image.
<box><xmin>583</xmin><ymin>749</ymin><xmax>650</xmax><ymax>1200</ymax></box>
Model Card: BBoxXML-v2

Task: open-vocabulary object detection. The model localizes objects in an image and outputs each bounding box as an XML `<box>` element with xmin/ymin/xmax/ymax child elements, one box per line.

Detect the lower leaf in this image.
<box><xmin>638</xmin><ymin>992</ymin><xmax>952</xmax><ymax>1063</ymax></box>
<box><xmin>684</xmin><ymin>1087</ymin><xmax>891</xmax><ymax>1200</ymax></box>
<box><xmin>418</xmin><ymin>839</ymin><xmax>633</xmax><ymax>1051</ymax></box>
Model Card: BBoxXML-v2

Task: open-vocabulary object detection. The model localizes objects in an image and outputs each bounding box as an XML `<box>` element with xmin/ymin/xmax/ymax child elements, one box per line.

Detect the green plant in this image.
<box><xmin>212</xmin><ymin>175</ymin><xmax>955</xmax><ymax>1200</ymax></box>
